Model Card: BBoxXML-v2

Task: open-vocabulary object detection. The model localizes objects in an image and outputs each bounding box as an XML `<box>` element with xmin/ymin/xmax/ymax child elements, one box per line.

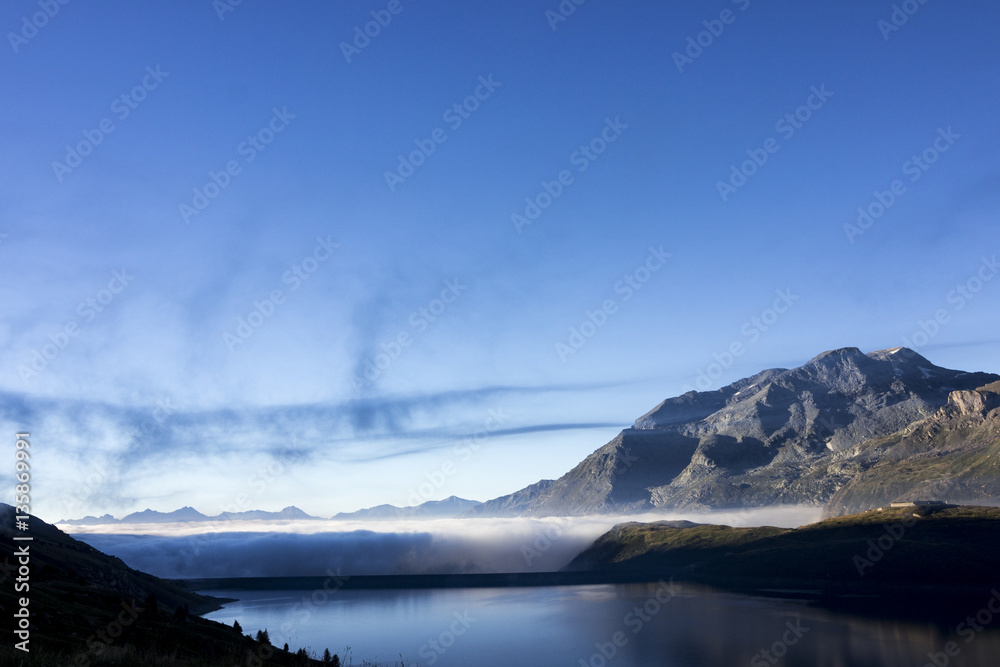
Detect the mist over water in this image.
<box><xmin>67</xmin><ymin>506</ymin><xmax>821</xmax><ymax>579</ymax></box>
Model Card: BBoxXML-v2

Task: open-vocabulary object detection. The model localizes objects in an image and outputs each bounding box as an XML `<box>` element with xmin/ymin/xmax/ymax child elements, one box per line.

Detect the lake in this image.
<box><xmin>200</xmin><ymin>581</ymin><xmax>1000</xmax><ymax>666</ymax></box>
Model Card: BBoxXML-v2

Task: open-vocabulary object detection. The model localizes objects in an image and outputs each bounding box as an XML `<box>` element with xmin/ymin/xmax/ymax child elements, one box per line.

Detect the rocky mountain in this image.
<box><xmin>333</xmin><ymin>495</ymin><xmax>482</xmax><ymax>520</ymax></box>
<box><xmin>824</xmin><ymin>380</ymin><xmax>1000</xmax><ymax>516</ymax></box>
<box><xmin>462</xmin><ymin>481</ymin><xmax>553</xmax><ymax>517</ymax></box>
<box><xmin>470</xmin><ymin>347</ymin><xmax>999</xmax><ymax>517</ymax></box>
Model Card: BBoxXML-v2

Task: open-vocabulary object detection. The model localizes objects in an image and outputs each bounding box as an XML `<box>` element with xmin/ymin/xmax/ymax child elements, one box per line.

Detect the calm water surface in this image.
<box><xmin>202</xmin><ymin>582</ymin><xmax>1000</xmax><ymax>666</ymax></box>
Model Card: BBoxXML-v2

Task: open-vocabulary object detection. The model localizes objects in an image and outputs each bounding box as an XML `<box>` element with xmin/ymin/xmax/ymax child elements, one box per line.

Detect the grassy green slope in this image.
<box><xmin>824</xmin><ymin>384</ymin><xmax>1000</xmax><ymax>516</ymax></box>
<box><xmin>565</xmin><ymin>506</ymin><xmax>1000</xmax><ymax>588</ymax></box>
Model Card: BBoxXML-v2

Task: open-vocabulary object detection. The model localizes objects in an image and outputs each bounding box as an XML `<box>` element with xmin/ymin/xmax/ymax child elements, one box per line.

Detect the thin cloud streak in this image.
<box><xmin>346</xmin><ymin>423</ymin><xmax>628</xmax><ymax>463</ymax></box>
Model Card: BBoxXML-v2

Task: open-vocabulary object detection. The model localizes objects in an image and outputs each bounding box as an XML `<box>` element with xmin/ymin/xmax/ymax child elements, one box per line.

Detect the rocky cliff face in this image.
<box><xmin>471</xmin><ymin>348</ymin><xmax>999</xmax><ymax>517</ymax></box>
<box><xmin>822</xmin><ymin>382</ymin><xmax>1000</xmax><ymax>517</ymax></box>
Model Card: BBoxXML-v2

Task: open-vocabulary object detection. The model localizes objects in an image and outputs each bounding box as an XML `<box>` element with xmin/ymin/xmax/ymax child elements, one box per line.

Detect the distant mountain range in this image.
<box><xmin>332</xmin><ymin>495</ymin><xmax>482</xmax><ymax>520</ymax></box>
<box><xmin>60</xmin><ymin>496</ymin><xmax>482</xmax><ymax>526</ymax></box>
<box><xmin>466</xmin><ymin>347</ymin><xmax>1000</xmax><ymax>518</ymax></box>
<box><xmin>60</xmin><ymin>505</ymin><xmax>319</xmax><ymax>525</ymax></box>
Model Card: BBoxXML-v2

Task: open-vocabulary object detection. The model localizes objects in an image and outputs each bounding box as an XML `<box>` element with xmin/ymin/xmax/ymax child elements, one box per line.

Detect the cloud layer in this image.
<box><xmin>69</xmin><ymin>508</ymin><xmax>822</xmax><ymax>578</ymax></box>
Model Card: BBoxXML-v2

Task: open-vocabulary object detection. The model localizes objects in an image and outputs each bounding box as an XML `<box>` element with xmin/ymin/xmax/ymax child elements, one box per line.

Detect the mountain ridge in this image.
<box><xmin>59</xmin><ymin>505</ymin><xmax>320</xmax><ymax>526</ymax></box>
<box><xmin>59</xmin><ymin>497</ymin><xmax>483</xmax><ymax>526</ymax></box>
<box><xmin>469</xmin><ymin>347</ymin><xmax>1000</xmax><ymax>517</ymax></box>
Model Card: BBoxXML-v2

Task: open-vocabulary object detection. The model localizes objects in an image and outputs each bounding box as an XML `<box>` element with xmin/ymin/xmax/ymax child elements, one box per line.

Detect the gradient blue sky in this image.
<box><xmin>3</xmin><ymin>0</ymin><xmax>999</xmax><ymax>520</ymax></box>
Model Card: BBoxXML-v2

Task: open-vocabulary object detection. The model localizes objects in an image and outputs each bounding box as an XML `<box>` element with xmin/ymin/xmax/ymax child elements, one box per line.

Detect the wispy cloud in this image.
<box><xmin>0</xmin><ymin>381</ymin><xmax>640</xmax><ymax>519</ymax></box>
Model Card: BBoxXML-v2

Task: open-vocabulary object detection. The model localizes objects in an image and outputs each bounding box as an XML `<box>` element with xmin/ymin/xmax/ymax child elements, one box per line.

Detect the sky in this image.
<box><xmin>2</xmin><ymin>0</ymin><xmax>1000</xmax><ymax>521</ymax></box>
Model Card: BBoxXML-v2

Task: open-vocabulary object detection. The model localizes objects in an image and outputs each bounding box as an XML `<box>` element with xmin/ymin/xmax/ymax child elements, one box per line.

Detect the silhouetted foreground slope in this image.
<box><xmin>565</xmin><ymin>505</ymin><xmax>1000</xmax><ymax>591</ymax></box>
<box><xmin>0</xmin><ymin>505</ymin><xmax>327</xmax><ymax>666</ymax></box>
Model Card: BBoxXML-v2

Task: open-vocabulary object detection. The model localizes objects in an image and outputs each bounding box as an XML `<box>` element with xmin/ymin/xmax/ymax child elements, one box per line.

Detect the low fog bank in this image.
<box><xmin>69</xmin><ymin>506</ymin><xmax>822</xmax><ymax>579</ymax></box>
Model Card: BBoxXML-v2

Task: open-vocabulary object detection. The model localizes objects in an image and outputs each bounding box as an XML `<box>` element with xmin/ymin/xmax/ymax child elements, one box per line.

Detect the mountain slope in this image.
<box><xmin>0</xmin><ymin>505</ymin><xmax>328</xmax><ymax>665</ymax></box>
<box><xmin>0</xmin><ymin>504</ymin><xmax>217</xmax><ymax>614</ymax></box>
<box><xmin>474</xmin><ymin>347</ymin><xmax>999</xmax><ymax>516</ymax></box>
<box><xmin>823</xmin><ymin>382</ymin><xmax>1000</xmax><ymax>516</ymax></box>
<box><xmin>564</xmin><ymin>505</ymin><xmax>1000</xmax><ymax>588</ymax></box>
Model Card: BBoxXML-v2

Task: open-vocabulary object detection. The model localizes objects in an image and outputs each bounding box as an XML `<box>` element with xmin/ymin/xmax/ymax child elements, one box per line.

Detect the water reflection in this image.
<box><xmin>202</xmin><ymin>582</ymin><xmax>1000</xmax><ymax>666</ymax></box>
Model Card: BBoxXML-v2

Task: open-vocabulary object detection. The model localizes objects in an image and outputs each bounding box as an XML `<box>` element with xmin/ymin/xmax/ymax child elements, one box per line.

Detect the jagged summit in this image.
<box><xmin>634</xmin><ymin>368</ymin><xmax>785</xmax><ymax>430</ymax></box>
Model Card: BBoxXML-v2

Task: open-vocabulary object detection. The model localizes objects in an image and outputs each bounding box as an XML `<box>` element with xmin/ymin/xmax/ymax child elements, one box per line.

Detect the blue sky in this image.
<box><xmin>2</xmin><ymin>0</ymin><xmax>999</xmax><ymax>520</ymax></box>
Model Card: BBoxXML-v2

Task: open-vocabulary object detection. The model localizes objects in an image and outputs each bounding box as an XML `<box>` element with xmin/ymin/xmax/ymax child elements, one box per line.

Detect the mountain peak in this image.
<box><xmin>476</xmin><ymin>347</ymin><xmax>1000</xmax><ymax>517</ymax></box>
<box><xmin>866</xmin><ymin>346</ymin><xmax>932</xmax><ymax>365</ymax></box>
<box><xmin>809</xmin><ymin>346</ymin><xmax>865</xmax><ymax>361</ymax></box>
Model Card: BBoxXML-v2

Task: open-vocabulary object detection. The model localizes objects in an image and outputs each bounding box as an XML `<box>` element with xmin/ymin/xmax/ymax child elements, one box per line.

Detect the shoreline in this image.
<box><xmin>179</xmin><ymin>571</ymin><xmax>999</xmax><ymax>608</ymax></box>
<box><xmin>179</xmin><ymin>570</ymin><xmax>669</xmax><ymax>593</ymax></box>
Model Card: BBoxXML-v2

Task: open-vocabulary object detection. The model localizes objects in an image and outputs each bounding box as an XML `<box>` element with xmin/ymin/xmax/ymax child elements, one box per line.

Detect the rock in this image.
<box><xmin>473</xmin><ymin>347</ymin><xmax>1000</xmax><ymax>517</ymax></box>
